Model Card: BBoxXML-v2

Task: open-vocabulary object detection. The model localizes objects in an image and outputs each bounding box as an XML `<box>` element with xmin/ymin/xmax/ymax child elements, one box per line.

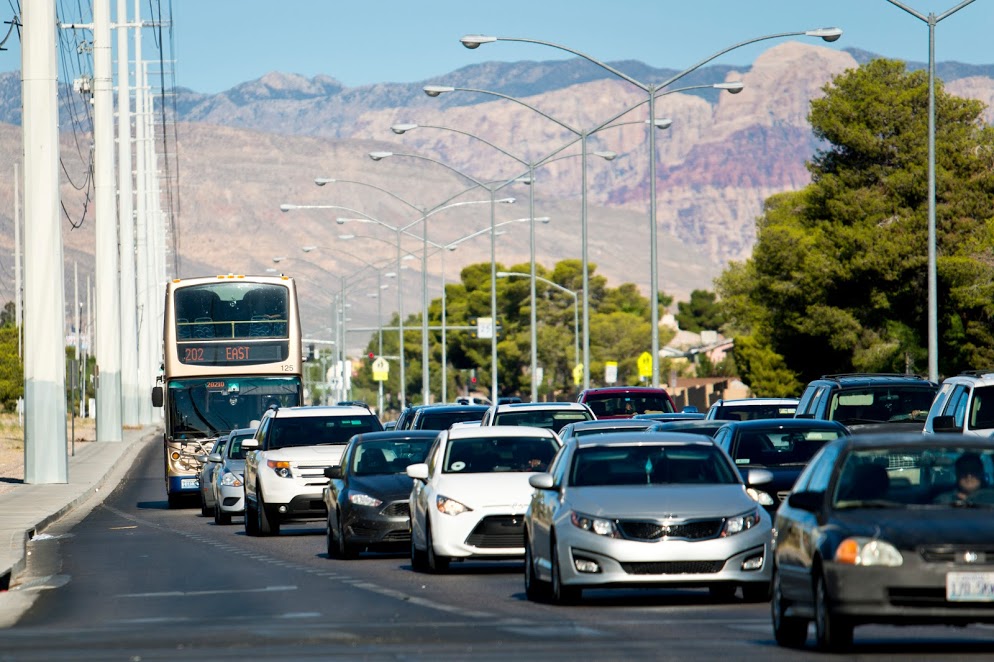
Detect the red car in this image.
<box><xmin>577</xmin><ymin>386</ymin><xmax>677</xmax><ymax>419</ymax></box>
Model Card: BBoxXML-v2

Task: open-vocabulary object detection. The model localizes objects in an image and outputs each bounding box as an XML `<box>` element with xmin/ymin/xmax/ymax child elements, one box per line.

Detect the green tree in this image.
<box><xmin>717</xmin><ymin>59</ymin><xmax>994</xmax><ymax>388</ymax></box>
<box><xmin>676</xmin><ymin>289</ymin><xmax>725</xmax><ymax>333</ymax></box>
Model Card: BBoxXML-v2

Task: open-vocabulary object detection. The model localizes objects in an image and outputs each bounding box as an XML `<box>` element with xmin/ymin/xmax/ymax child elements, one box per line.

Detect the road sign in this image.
<box><xmin>476</xmin><ymin>317</ymin><xmax>494</xmax><ymax>339</ymax></box>
<box><xmin>605</xmin><ymin>361</ymin><xmax>618</xmax><ymax>384</ymax></box>
<box><xmin>372</xmin><ymin>357</ymin><xmax>389</xmax><ymax>381</ymax></box>
<box><xmin>572</xmin><ymin>363</ymin><xmax>583</xmax><ymax>386</ymax></box>
<box><xmin>637</xmin><ymin>351</ymin><xmax>653</xmax><ymax>378</ymax></box>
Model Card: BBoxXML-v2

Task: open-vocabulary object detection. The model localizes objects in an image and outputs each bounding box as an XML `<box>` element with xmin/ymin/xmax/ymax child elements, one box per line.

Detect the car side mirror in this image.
<box><xmin>787</xmin><ymin>490</ymin><xmax>823</xmax><ymax>512</ymax></box>
<box><xmin>208</xmin><ymin>453</ymin><xmax>222</xmax><ymax>463</ymax></box>
<box><xmin>745</xmin><ymin>468</ymin><xmax>773</xmax><ymax>486</ymax></box>
<box><xmin>241</xmin><ymin>438</ymin><xmax>259</xmax><ymax>449</ymax></box>
<box><xmin>406</xmin><ymin>463</ymin><xmax>429</xmax><ymax>481</ymax></box>
<box><xmin>932</xmin><ymin>415</ymin><xmax>958</xmax><ymax>432</ymax></box>
<box><xmin>324</xmin><ymin>466</ymin><xmax>343</xmax><ymax>479</ymax></box>
<box><xmin>528</xmin><ymin>473</ymin><xmax>555</xmax><ymax>490</ymax></box>
<box><xmin>151</xmin><ymin>386</ymin><xmax>163</xmax><ymax>408</ymax></box>
<box><xmin>195</xmin><ymin>454</ymin><xmax>207</xmax><ymax>464</ymax></box>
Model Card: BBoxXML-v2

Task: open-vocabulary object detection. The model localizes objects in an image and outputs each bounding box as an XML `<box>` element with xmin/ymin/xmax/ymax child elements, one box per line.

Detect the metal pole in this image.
<box><xmin>490</xmin><ymin>188</ymin><xmax>499</xmax><ymax>403</ymax></box>
<box><xmin>580</xmin><ymin>133</ymin><xmax>590</xmax><ymax>390</ymax></box>
<box><xmin>396</xmin><ymin>230</ymin><xmax>406</xmax><ymax>407</ymax></box>
<box><xmin>648</xmin><ymin>88</ymin><xmax>660</xmax><ymax>388</ymax></box>
<box><xmin>440</xmin><ymin>250</ymin><xmax>448</xmax><ymax>402</ymax></box>
<box><xmin>14</xmin><ymin>162</ymin><xmax>21</xmax><ymax>358</ymax></box>
<box><xmin>117</xmin><ymin>0</ymin><xmax>139</xmax><ymax>427</ymax></box>
<box><xmin>421</xmin><ymin>210</ymin><xmax>430</xmax><ymax>404</ymax></box>
<box><xmin>94</xmin><ymin>0</ymin><xmax>123</xmax><ymax>441</ymax></box>
<box><xmin>23</xmin><ymin>0</ymin><xmax>68</xmax><ymax>483</ymax></box>
<box><xmin>528</xmin><ymin>165</ymin><xmax>538</xmax><ymax>401</ymax></box>
<box><xmin>377</xmin><ymin>271</ymin><xmax>384</xmax><ymax>416</ymax></box>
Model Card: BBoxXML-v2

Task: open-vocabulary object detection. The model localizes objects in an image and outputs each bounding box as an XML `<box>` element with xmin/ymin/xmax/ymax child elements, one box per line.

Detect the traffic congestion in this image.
<box><xmin>183</xmin><ymin>372</ymin><xmax>994</xmax><ymax>653</ymax></box>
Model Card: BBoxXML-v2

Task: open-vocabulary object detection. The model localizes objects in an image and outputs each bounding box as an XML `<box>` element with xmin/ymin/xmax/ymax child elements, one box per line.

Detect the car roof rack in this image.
<box><xmin>819</xmin><ymin>373</ymin><xmax>927</xmax><ymax>380</ymax></box>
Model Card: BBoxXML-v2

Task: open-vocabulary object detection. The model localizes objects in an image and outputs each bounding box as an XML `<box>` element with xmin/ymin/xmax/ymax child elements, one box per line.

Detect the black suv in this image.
<box><xmin>794</xmin><ymin>373</ymin><xmax>938</xmax><ymax>433</ymax></box>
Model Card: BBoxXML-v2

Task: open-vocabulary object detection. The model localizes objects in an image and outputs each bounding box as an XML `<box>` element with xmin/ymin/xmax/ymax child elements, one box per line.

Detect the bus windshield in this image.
<box><xmin>166</xmin><ymin>376</ymin><xmax>300</xmax><ymax>439</ymax></box>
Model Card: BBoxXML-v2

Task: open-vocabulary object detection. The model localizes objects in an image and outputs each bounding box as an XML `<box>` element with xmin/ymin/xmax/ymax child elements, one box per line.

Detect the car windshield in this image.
<box><xmin>569</xmin><ymin>444</ymin><xmax>740</xmax><ymax>487</ymax></box>
<box><xmin>582</xmin><ymin>394</ymin><xmax>674</xmax><ymax>417</ymax></box>
<box><xmin>493</xmin><ymin>409</ymin><xmax>591</xmax><ymax>432</ymax></box>
<box><xmin>267</xmin><ymin>415</ymin><xmax>382</xmax><ymax>449</ymax></box>
<box><xmin>829</xmin><ymin>387</ymin><xmax>936</xmax><ymax>425</ymax></box>
<box><xmin>732</xmin><ymin>427</ymin><xmax>844</xmax><ymax>467</ymax></box>
<box><xmin>713</xmin><ymin>403</ymin><xmax>796</xmax><ymax>420</ymax></box>
<box><xmin>833</xmin><ymin>446</ymin><xmax>994</xmax><ymax>509</ymax></box>
<box><xmin>351</xmin><ymin>439</ymin><xmax>433</xmax><ymax>475</ymax></box>
<box><xmin>443</xmin><ymin>436</ymin><xmax>560</xmax><ymax>473</ymax></box>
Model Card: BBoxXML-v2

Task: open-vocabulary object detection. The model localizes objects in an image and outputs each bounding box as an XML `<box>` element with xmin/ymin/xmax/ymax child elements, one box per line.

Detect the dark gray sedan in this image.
<box><xmin>323</xmin><ymin>430</ymin><xmax>437</xmax><ymax>558</ymax></box>
<box><xmin>772</xmin><ymin>433</ymin><xmax>994</xmax><ymax>652</ymax></box>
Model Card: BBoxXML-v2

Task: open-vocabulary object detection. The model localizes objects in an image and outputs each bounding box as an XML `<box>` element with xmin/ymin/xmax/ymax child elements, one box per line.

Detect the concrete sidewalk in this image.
<box><xmin>0</xmin><ymin>426</ymin><xmax>159</xmax><ymax>591</ymax></box>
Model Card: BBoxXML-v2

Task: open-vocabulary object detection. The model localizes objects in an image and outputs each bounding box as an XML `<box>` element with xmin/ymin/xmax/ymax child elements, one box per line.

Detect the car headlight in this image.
<box><xmin>835</xmin><ymin>537</ymin><xmax>904</xmax><ymax>567</ymax></box>
<box><xmin>266</xmin><ymin>460</ymin><xmax>292</xmax><ymax>478</ymax></box>
<box><xmin>720</xmin><ymin>508</ymin><xmax>762</xmax><ymax>537</ymax></box>
<box><xmin>746</xmin><ymin>487</ymin><xmax>775</xmax><ymax>506</ymax></box>
<box><xmin>220</xmin><ymin>471</ymin><xmax>242</xmax><ymax>487</ymax></box>
<box><xmin>436</xmin><ymin>495</ymin><xmax>472</xmax><ymax>516</ymax></box>
<box><xmin>349</xmin><ymin>492</ymin><xmax>383</xmax><ymax>507</ymax></box>
<box><xmin>570</xmin><ymin>511</ymin><xmax>620</xmax><ymax>538</ymax></box>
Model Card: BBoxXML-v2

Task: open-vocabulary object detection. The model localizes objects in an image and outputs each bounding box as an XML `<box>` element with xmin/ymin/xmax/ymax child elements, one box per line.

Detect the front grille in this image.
<box><xmin>382</xmin><ymin>501</ymin><xmax>409</xmax><ymax>518</ymax></box>
<box><xmin>921</xmin><ymin>546</ymin><xmax>994</xmax><ymax>565</ymax></box>
<box><xmin>617</xmin><ymin>519</ymin><xmax>723</xmax><ymax>541</ymax></box>
<box><xmin>465</xmin><ymin>515</ymin><xmax>525</xmax><ymax>548</ymax></box>
<box><xmin>621</xmin><ymin>560</ymin><xmax>724</xmax><ymax>575</ymax></box>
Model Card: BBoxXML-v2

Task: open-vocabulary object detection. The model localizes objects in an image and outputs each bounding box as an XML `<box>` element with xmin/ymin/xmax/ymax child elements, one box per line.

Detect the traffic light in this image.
<box><xmin>368</xmin><ymin>352</ymin><xmax>375</xmax><ymax>360</ymax></box>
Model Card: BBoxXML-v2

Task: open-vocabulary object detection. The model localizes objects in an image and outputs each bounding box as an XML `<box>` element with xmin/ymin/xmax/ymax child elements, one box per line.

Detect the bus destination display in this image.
<box><xmin>178</xmin><ymin>341</ymin><xmax>287</xmax><ymax>366</ymax></box>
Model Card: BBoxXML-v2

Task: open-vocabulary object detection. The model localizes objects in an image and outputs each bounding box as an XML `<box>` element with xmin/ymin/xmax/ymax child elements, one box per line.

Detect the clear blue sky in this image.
<box><xmin>1</xmin><ymin>1</ymin><xmax>991</xmax><ymax>93</ymax></box>
<box><xmin>164</xmin><ymin>0</ymin><xmax>992</xmax><ymax>93</ymax></box>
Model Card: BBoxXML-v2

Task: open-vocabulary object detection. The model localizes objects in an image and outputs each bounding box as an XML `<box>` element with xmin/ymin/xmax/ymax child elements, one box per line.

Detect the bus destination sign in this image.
<box><xmin>178</xmin><ymin>341</ymin><xmax>288</xmax><ymax>366</ymax></box>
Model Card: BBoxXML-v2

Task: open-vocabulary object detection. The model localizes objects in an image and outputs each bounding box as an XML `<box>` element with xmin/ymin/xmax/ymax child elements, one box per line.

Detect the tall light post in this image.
<box><xmin>497</xmin><ymin>270</ymin><xmax>579</xmax><ymax>392</ymax></box>
<box><xmin>335</xmin><ymin>196</ymin><xmax>514</xmax><ymax>404</ymax></box>
<box><xmin>368</xmin><ymin>151</ymin><xmax>521</xmax><ymax>404</ymax></box>
<box><xmin>886</xmin><ymin>0</ymin><xmax>975</xmax><ymax>381</ymax></box>
<box><xmin>392</xmin><ymin>121</ymin><xmax>562</xmax><ymax>401</ymax></box>
<box><xmin>460</xmin><ymin>27</ymin><xmax>842</xmax><ymax>388</ymax></box>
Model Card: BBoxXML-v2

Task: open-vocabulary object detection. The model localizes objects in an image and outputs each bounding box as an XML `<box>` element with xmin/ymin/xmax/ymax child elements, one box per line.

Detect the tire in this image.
<box><xmin>257</xmin><ymin>491</ymin><xmax>280</xmax><ymax>536</ymax></box>
<box><xmin>771</xmin><ymin>566</ymin><xmax>808</xmax><ymax>648</ymax></box>
<box><xmin>214</xmin><ymin>502</ymin><xmax>231</xmax><ymax>526</ymax></box>
<box><xmin>244</xmin><ymin>498</ymin><xmax>260</xmax><ymax>536</ymax></box>
<box><xmin>426</xmin><ymin>521</ymin><xmax>450</xmax><ymax>573</ymax></box>
<box><xmin>411</xmin><ymin>523</ymin><xmax>429</xmax><ymax>572</ymax></box>
<box><xmin>200</xmin><ymin>492</ymin><xmax>210</xmax><ymax>517</ymax></box>
<box><xmin>336</xmin><ymin>512</ymin><xmax>359</xmax><ymax>559</ymax></box>
<box><xmin>550</xmin><ymin>537</ymin><xmax>581</xmax><ymax>605</ymax></box>
<box><xmin>815</xmin><ymin>572</ymin><xmax>853</xmax><ymax>652</ymax></box>
<box><xmin>709</xmin><ymin>584</ymin><xmax>738</xmax><ymax>601</ymax></box>
<box><xmin>326</xmin><ymin>513</ymin><xmax>338</xmax><ymax>558</ymax></box>
<box><xmin>524</xmin><ymin>533</ymin><xmax>550</xmax><ymax>602</ymax></box>
<box><xmin>742</xmin><ymin>581</ymin><xmax>771</xmax><ymax>603</ymax></box>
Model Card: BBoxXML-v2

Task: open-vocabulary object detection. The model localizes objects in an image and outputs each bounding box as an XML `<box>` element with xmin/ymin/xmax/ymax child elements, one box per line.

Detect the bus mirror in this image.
<box><xmin>151</xmin><ymin>386</ymin><xmax>163</xmax><ymax>408</ymax></box>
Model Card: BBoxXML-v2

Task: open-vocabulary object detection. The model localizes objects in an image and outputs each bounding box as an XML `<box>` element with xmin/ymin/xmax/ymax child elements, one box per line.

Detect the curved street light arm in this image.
<box><xmin>395</xmin><ymin>123</ymin><xmax>529</xmax><ymax>167</ymax></box>
<box><xmin>425</xmin><ymin>85</ymin><xmax>582</xmax><ymax>135</ymax></box>
<box><xmin>312</xmin><ymin>177</ymin><xmax>423</xmax><ymax>216</ymax></box>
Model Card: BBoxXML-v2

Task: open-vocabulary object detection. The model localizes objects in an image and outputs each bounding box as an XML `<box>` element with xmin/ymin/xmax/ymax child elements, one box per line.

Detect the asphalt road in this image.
<box><xmin>2</xmin><ymin>441</ymin><xmax>994</xmax><ymax>661</ymax></box>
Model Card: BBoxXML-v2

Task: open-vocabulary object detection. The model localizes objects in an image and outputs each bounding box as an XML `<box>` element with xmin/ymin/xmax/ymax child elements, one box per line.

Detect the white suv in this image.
<box><xmin>479</xmin><ymin>401</ymin><xmax>594</xmax><ymax>434</ymax></box>
<box><xmin>923</xmin><ymin>371</ymin><xmax>994</xmax><ymax>436</ymax></box>
<box><xmin>243</xmin><ymin>405</ymin><xmax>382</xmax><ymax>536</ymax></box>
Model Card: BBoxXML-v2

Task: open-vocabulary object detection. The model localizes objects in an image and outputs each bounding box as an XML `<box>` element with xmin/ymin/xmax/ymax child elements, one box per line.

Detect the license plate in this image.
<box><xmin>946</xmin><ymin>572</ymin><xmax>994</xmax><ymax>601</ymax></box>
<box><xmin>181</xmin><ymin>478</ymin><xmax>199</xmax><ymax>490</ymax></box>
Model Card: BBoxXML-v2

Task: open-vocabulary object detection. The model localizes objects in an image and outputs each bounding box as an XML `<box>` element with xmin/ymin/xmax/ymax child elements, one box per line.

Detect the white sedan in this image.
<box><xmin>406</xmin><ymin>425</ymin><xmax>561</xmax><ymax>573</ymax></box>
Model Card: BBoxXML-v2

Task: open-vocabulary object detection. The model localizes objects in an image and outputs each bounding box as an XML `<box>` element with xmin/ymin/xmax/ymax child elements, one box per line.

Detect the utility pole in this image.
<box><xmin>117</xmin><ymin>0</ymin><xmax>140</xmax><ymax>427</ymax></box>
<box><xmin>23</xmin><ymin>0</ymin><xmax>68</xmax><ymax>483</ymax></box>
<box><xmin>13</xmin><ymin>162</ymin><xmax>21</xmax><ymax>358</ymax></box>
<box><xmin>93</xmin><ymin>0</ymin><xmax>123</xmax><ymax>441</ymax></box>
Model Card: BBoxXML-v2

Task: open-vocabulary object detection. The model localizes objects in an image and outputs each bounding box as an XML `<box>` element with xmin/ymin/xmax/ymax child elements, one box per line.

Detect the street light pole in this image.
<box><xmin>886</xmin><ymin>0</ymin><xmax>975</xmax><ymax>381</ymax></box>
<box><xmin>460</xmin><ymin>27</ymin><xmax>842</xmax><ymax>388</ymax></box>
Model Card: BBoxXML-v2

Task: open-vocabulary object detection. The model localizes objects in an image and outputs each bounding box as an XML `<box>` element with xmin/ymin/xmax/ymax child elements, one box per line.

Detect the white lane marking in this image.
<box><xmin>278</xmin><ymin>612</ymin><xmax>321</xmax><ymax>619</ymax></box>
<box><xmin>342</xmin><ymin>580</ymin><xmax>494</xmax><ymax>618</ymax></box>
<box><xmin>116</xmin><ymin>585</ymin><xmax>297</xmax><ymax>598</ymax></box>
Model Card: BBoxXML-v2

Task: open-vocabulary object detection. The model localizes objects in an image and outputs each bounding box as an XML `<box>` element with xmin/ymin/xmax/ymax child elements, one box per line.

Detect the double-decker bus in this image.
<box><xmin>152</xmin><ymin>275</ymin><xmax>303</xmax><ymax>508</ymax></box>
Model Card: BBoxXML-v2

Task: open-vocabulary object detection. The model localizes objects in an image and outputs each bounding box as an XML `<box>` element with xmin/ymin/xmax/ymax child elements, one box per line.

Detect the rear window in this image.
<box><xmin>582</xmin><ymin>394</ymin><xmax>674</xmax><ymax>417</ymax></box>
<box><xmin>494</xmin><ymin>409</ymin><xmax>592</xmax><ymax>432</ymax></box>
<box><xmin>829</xmin><ymin>387</ymin><xmax>937</xmax><ymax>425</ymax></box>
<box><xmin>732</xmin><ymin>428</ymin><xmax>845</xmax><ymax>467</ymax></box>
<box><xmin>713</xmin><ymin>404</ymin><xmax>796</xmax><ymax>421</ymax></box>
<box><xmin>415</xmin><ymin>410</ymin><xmax>486</xmax><ymax>430</ymax></box>
<box><xmin>266</xmin><ymin>415</ymin><xmax>382</xmax><ymax>449</ymax></box>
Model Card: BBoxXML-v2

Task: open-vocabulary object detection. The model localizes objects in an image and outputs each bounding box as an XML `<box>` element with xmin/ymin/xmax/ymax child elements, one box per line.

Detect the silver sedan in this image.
<box><xmin>524</xmin><ymin>431</ymin><xmax>774</xmax><ymax>604</ymax></box>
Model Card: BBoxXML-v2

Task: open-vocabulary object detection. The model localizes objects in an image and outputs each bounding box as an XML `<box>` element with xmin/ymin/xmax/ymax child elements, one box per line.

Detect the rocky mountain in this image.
<box><xmin>0</xmin><ymin>42</ymin><xmax>991</xmax><ymax>344</ymax></box>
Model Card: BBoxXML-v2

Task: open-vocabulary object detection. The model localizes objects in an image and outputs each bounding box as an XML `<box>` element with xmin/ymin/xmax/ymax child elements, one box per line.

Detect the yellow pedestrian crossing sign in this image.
<box><xmin>572</xmin><ymin>363</ymin><xmax>583</xmax><ymax>386</ymax></box>
<box><xmin>372</xmin><ymin>357</ymin><xmax>389</xmax><ymax>381</ymax></box>
<box><xmin>637</xmin><ymin>351</ymin><xmax>653</xmax><ymax>378</ymax></box>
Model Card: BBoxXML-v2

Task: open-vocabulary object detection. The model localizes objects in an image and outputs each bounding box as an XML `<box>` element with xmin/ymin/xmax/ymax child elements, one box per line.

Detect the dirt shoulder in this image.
<box><xmin>0</xmin><ymin>415</ymin><xmax>97</xmax><ymax>496</ymax></box>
